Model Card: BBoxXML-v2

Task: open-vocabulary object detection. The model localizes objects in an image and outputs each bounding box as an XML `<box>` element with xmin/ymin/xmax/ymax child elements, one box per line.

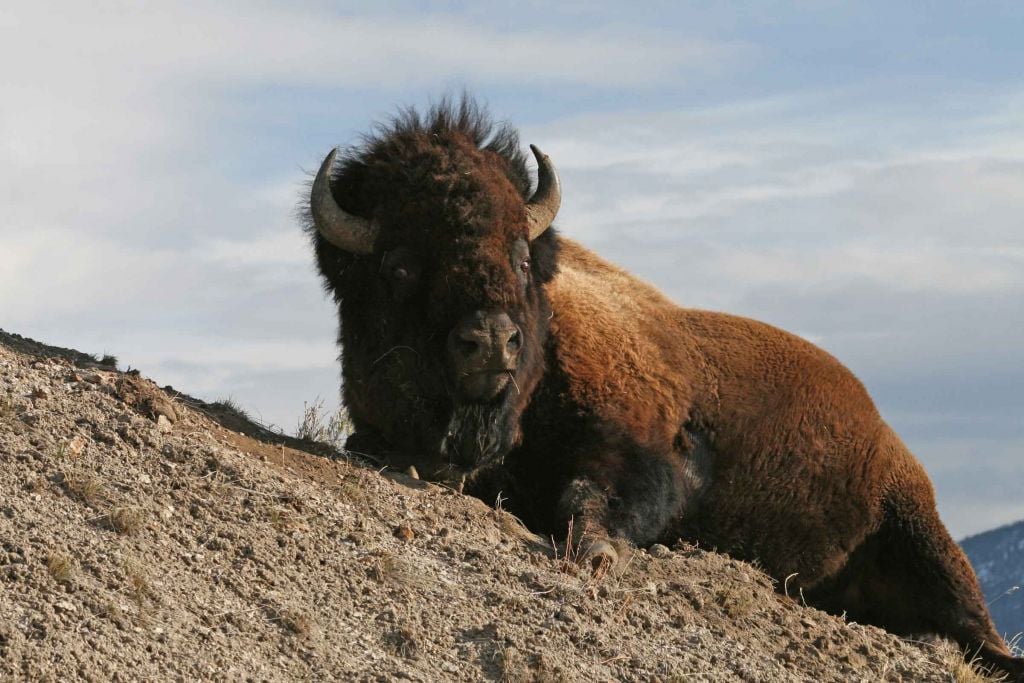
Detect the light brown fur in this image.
<box><xmin>545</xmin><ymin>238</ymin><xmax>1019</xmax><ymax>678</ymax></box>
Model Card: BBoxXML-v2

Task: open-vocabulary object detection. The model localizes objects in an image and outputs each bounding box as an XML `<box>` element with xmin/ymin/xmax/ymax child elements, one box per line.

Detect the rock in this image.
<box><xmin>157</xmin><ymin>415</ymin><xmax>173</xmax><ymax>433</ymax></box>
<box><xmin>649</xmin><ymin>543</ymin><xmax>672</xmax><ymax>558</ymax></box>
<box><xmin>67</xmin><ymin>435</ymin><xmax>86</xmax><ymax>458</ymax></box>
<box><xmin>31</xmin><ymin>385</ymin><xmax>50</xmax><ymax>400</ymax></box>
<box><xmin>55</xmin><ymin>600</ymin><xmax>77</xmax><ymax>614</ymax></box>
<box><xmin>393</xmin><ymin>525</ymin><xmax>415</xmax><ymax>542</ymax></box>
<box><xmin>483</xmin><ymin>526</ymin><xmax>501</xmax><ymax>546</ymax></box>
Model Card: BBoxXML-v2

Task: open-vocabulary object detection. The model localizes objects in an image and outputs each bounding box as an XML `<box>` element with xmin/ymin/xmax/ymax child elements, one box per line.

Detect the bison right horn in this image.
<box><xmin>525</xmin><ymin>144</ymin><xmax>561</xmax><ymax>241</ymax></box>
<box><xmin>310</xmin><ymin>148</ymin><xmax>379</xmax><ymax>255</ymax></box>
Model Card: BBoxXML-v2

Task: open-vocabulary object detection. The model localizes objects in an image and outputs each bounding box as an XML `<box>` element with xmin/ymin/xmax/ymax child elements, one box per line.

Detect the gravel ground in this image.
<box><xmin>0</xmin><ymin>329</ymin><xmax>984</xmax><ymax>681</ymax></box>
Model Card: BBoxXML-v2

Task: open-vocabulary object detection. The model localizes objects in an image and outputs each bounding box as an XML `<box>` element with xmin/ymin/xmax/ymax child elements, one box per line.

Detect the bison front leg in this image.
<box><xmin>555</xmin><ymin>444</ymin><xmax>687</xmax><ymax>573</ymax></box>
<box><xmin>556</xmin><ymin>478</ymin><xmax>621</xmax><ymax>572</ymax></box>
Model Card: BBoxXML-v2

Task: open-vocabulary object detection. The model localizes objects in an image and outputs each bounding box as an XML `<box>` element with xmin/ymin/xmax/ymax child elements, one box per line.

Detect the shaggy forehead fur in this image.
<box><xmin>322</xmin><ymin>98</ymin><xmax>539</xmax><ymax>310</ymax></box>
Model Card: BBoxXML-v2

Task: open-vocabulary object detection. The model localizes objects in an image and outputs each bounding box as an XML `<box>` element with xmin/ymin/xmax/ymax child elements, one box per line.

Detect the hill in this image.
<box><xmin>963</xmin><ymin>520</ymin><xmax>1024</xmax><ymax>646</ymax></box>
<box><xmin>0</xmin><ymin>329</ymin><xmax>988</xmax><ymax>681</ymax></box>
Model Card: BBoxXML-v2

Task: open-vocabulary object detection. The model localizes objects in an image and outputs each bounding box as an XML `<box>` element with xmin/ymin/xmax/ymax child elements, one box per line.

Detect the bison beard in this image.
<box><xmin>303</xmin><ymin>97</ymin><xmax>1024</xmax><ymax>681</ymax></box>
<box><xmin>439</xmin><ymin>397</ymin><xmax>518</xmax><ymax>473</ymax></box>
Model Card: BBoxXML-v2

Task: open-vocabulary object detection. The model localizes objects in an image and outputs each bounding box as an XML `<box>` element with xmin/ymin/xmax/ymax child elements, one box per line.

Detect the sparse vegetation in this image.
<box><xmin>45</xmin><ymin>552</ymin><xmax>75</xmax><ymax>584</ymax></box>
<box><xmin>384</xmin><ymin>626</ymin><xmax>419</xmax><ymax>658</ymax></box>
<box><xmin>210</xmin><ymin>396</ymin><xmax>250</xmax><ymax>420</ymax></box>
<box><xmin>62</xmin><ymin>468</ymin><xmax>106</xmax><ymax>507</ymax></box>
<box><xmin>262</xmin><ymin>603</ymin><xmax>313</xmax><ymax>637</ymax></box>
<box><xmin>105</xmin><ymin>505</ymin><xmax>145</xmax><ymax>535</ymax></box>
<box><xmin>295</xmin><ymin>398</ymin><xmax>352</xmax><ymax>448</ymax></box>
<box><xmin>0</xmin><ymin>388</ymin><xmax>13</xmax><ymax>420</ymax></box>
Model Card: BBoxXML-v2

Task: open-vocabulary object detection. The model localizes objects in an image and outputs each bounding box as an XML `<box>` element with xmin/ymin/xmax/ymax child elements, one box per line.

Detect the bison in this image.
<box><xmin>303</xmin><ymin>98</ymin><xmax>1022</xmax><ymax>679</ymax></box>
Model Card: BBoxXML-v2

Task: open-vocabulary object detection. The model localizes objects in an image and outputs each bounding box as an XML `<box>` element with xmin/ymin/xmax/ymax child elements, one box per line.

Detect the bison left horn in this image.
<box><xmin>310</xmin><ymin>148</ymin><xmax>379</xmax><ymax>255</ymax></box>
<box><xmin>526</xmin><ymin>144</ymin><xmax>561</xmax><ymax>240</ymax></box>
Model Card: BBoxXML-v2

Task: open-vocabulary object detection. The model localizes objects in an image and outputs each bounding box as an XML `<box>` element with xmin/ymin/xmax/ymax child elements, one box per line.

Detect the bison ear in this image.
<box><xmin>529</xmin><ymin>225</ymin><xmax>560</xmax><ymax>284</ymax></box>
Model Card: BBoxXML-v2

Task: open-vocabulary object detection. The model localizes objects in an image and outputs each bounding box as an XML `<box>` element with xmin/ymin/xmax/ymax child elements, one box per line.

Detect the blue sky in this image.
<box><xmin>1</xmin><ymin>1</ymin><xmax>1022</xmax><ymax>537</ymax></box>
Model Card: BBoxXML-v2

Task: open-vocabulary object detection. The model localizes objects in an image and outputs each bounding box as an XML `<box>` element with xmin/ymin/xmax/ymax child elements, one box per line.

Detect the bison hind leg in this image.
<box><xmin>809</xmin><ymin>495</ymin><xmax>1023</xmax><ymax>681</ymax></box>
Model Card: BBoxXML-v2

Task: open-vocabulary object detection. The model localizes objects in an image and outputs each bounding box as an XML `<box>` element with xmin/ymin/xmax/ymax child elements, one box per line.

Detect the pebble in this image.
<box><xmin>393</xmin><ymin>525</ymin><xmax>415</xmax><ymax>542</ymax></box>
<box><xmin>67</xmin><ymin>435</ymin><xmax>86</xmax><ymax>458</ymax></box>
<box><xmin>55</xmin><ymin>600</ymin><xmax>77</xmax><ymax>614</ymax></box>
<box><xmin>157</xmin><ymin>415</ymin><xmax>173</xmax><ymax>433</ymax></box>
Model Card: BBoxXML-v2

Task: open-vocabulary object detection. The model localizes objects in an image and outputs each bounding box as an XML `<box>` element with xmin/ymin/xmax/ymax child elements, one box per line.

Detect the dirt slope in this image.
<box><xmin>0</xmin><ymin>330</ymin><xmax>974</xmax><ymax>681</ymax></box>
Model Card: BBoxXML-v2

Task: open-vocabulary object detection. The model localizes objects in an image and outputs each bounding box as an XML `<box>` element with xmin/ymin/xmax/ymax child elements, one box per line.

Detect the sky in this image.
<box><xmin>1</xmin><ymin>1</ymin><xmax>1022</xmax><ymax>538</ymax></box>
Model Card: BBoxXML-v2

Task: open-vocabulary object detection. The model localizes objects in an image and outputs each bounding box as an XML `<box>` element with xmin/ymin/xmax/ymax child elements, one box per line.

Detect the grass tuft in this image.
<box><xmin>106</xmin><ymin>505</ymin><xmax>145</xmax><ymax>535</ymax></box>
<box><xmin>295</xmin><ymin>398</ymin><xmax>353</xmax><ymax>448</ymax></box>
<box><xmin>0</xmin><ymin>388</ymin><xmax>14</xmax><ymax>420</ymax></box>
<box><xmin>46</xmin><ymin>552</ymin><xmax>75</xmax><ymax>584</ymax></box>
<box><xmin>262</xmin><ymin>603</ymin><xmax>313</xmax><ymax>637</ymax></box>
<box><xmin>63</xmin><ymin>468</ymin><xmax>107</xmax><ymax>507</ymax></box>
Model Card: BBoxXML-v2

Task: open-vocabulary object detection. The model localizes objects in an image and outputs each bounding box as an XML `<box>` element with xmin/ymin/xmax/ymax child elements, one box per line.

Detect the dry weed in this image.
<box><xmin>45</xmin><ymin>552</ymin><xmax>75</xmax><ymax>584</ymax></box>
<box><xmin>262</xmin><ymin>603</ymin><xmax>313</xmax><ymax>637</ymax></box>
<box><xmin>384</xmin><ymin>627</ymin><xmax>419</xmax><ymax>659</ymax></box>
<box><xmin>714</xmin><ymin>585</ymin><xmax>756</xmax><ymax>619</ymax></box>
<box><xmin>63</xmin><ymin>468</ymin><xmax>106</xmax><ymax>507</ymax></box>
<box><xmin>295</xmin><ymin>398</ymin><xmax>352</xmax><ymax>448</ymax></box>
<box><xmin>369</xmin><ymin>552</ymin><xmax>433</xmax><ymax>591</ymax></box>
<box><xmin>106</xmin><ymin>505</ymin><xmax>146</xmax><ymax>535</ymax></box>
<box><xmin>0</xmin><ymin>388</ymin><xmax>15</xmax><ymax>420</ymax></box>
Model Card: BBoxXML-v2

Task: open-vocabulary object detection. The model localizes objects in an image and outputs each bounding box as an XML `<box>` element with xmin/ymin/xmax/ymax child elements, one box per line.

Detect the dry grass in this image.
<box><xmin>123</xmin><ymin>560</ymin><xmax>152</xmax><ymax>605</ymax></box>
<box><xmin>714</xmin><ymin>584</ymin><xmax>757</xmax><ymax>619</ymax></box>
<box><xmin>105</xmin><ymin>505</ymin><xmax>146</xmax><ymax>535</ymax></box>
<box><xmin>929</xmin><ymin>640</ymin><xmax>1008</xmax><ymax>683</ymax></box>
<box><xmin>497</xmin><ymin>645</ymin><xmax>530</xmax><ymax>683</ymax></box>
<box><xmin>0</xmin><ymin>388</ymin><xmax>14</xmax><ymax>420</ymax></box>
<box><xmin>368</xmin><ymin>552</ymin><xmax>433</xmax><ymax>592</ymax></box>
<box><xmin>45</xmin><ymin>552</ymin><xmax>75</xmax><ymax>584</ymax></box>
<box><xmin>63</xmin><ymin>468</ymin><xmax>107</xmax><ymax>507</ymax></box>
<box><xmin>384</xmin><ymin>627</ymin><xmax>419</xmax><ymax>659</ymax></box>
<box><xmin>295</xmin><ymin>398</ymin><xmax>353</xmax><ymax>448</ymax></box>
<box><xmin>262</xmin><ymin>603</ymin><xmax>314</xmax><ymax>637</ymax></box>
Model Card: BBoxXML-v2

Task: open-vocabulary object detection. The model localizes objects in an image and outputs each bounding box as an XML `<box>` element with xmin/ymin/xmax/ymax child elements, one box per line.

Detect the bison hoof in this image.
<box><xmin>582</xmin><ymin>539</ymin><xmax>618</xmax><ymax>574</ymax></box>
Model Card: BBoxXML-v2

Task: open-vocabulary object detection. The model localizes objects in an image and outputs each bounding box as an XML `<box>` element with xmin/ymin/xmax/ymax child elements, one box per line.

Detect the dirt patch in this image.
<box><xmin>0</xmin><ymin>329</ymin><xmax>991</xmax><ymax>681</ymax></box>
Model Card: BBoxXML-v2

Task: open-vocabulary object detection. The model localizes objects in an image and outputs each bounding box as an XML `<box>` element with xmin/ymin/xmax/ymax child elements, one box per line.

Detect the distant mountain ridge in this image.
<box><xmin>963</xmin><ymin>519</ymin><xmax>1024</xmax><ymax>642</ymax></box>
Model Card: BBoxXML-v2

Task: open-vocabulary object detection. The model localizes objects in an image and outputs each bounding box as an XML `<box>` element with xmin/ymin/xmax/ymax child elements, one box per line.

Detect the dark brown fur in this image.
<box><xmin>305</xmin><ymin>98</ymin><xmax>1022</xmax><ymax>679</ymax></box>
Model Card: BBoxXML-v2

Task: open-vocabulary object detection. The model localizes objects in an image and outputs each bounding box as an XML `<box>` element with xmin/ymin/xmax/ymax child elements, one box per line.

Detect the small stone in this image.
<box><xmin>55</xmin><ymin>600</ymin><xmax>77</xmax><ymax>614</ymax></box>
<box><xmin>31</xmin><ymin>385</ymin><xmax>50</xmax><ymax>400</ymax></box>
<box><xmin>67</xmin><ymin>436</ymin><xmax>86</xmax><ymax>458</ymax></box>
<box><xmin>139</xmin><ymin>473</ymin><xmax>152</xmax><ymax>485</ymax></box>
<box><xmin>649</xmin><ymin>543</ymin><xmax>672</xmax><ymax>558</ymax></box>
<box><xmin>483</xmin><ymin>526</ymin><xmax>501</xmax><ymax>546</ymax></box>
<box><xmin>156</xmin><ymin>415</ymin><xmax>173</xmax><ymax>433</ymax></box>
<box><xmin>393</xmin><ymin>525</ymin><xmax>415</xmax><ymax>542</ymax></box>
<box><xmin>82</xmin><ymin>373</ymin><xmax>103</xmax><ymax>384</ymax></box>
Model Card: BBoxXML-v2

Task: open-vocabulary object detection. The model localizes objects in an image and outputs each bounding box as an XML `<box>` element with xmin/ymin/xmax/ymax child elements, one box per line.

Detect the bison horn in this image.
<box><xmin>525</xmin><ymin>144</ymin><xmax>561</xmax><ymax>240</ymax></box>
<box><xmin>310</xmin><ymin>148</ymin><xmax>379</xmax><ymax>254</ymax></box>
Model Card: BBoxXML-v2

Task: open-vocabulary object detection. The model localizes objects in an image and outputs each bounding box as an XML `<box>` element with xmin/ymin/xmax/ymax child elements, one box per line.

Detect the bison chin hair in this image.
<box><xmin>439</xmin><ymin>392</ymin><xmax>520</xmax><ymax>475</ymax></box>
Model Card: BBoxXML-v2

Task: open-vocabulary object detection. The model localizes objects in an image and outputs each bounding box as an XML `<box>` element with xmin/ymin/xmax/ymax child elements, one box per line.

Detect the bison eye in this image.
<box><xmin>519</xmin><ymin>259</ymin><xmax>530</xmax><ymax>274</ymax></box>
<box><xmin>393</xmin><ymin>266</ymin><xmax>409</xmax><ymax>280</ymax></box>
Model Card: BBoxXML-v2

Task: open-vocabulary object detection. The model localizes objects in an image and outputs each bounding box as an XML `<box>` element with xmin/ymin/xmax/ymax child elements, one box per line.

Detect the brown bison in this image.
<box><xmin>304</xmin><ymin>98</ymin><xmax>1022</xmax><ymax>679</ymax></box>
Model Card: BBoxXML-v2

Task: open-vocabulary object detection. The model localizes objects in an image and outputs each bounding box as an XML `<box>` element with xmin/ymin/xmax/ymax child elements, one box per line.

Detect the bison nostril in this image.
<box><xmin>506</xmin><ymin>329</ymin><xmax>522</xmax><ymax>351</ymax></box>
<box><xmin>456</xmin><ymin>338</ymin><xmax>479</xmax><ymax>357</ymax></box>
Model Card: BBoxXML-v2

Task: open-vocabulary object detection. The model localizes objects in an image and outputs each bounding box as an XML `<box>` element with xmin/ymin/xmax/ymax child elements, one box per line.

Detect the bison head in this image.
<box><xmin>305</xmin><ymin>100</ymin><xmax>560</xmax><ymax>479</ymax></box>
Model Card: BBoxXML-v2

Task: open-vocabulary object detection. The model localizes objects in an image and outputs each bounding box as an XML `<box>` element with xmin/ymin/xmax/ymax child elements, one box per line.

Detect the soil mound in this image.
<box><xmin>0</xmin><ymin>330</ymin><xmax>978</xmax><ymax>681</ymax></box>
